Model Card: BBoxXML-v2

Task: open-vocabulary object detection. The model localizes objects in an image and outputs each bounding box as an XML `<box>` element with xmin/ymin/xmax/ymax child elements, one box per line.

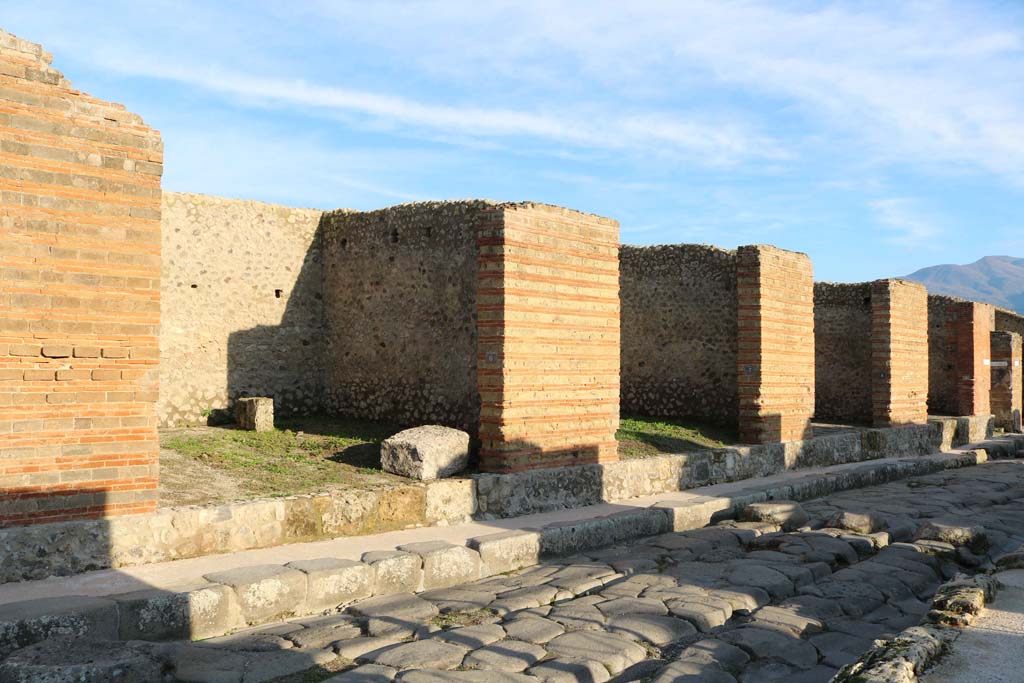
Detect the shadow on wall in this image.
<box><xmin>219</xmin><ymin>219</ymin><xmax>326</xmax><ymax>425</ymax></box>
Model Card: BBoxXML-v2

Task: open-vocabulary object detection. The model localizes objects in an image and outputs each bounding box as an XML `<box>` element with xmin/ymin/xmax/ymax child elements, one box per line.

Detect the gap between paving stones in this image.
<box><xmin>0</xmin><ymin>437</ymin><xmax>1021</xmax><ymax>662</ymax></box>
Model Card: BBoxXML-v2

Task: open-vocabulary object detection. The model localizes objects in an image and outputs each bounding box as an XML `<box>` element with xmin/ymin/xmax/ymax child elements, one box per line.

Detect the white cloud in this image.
<box><xmin>870</xmin><ymin>198</ymin><xmax>941</xmax><ymax>248</ymax></box>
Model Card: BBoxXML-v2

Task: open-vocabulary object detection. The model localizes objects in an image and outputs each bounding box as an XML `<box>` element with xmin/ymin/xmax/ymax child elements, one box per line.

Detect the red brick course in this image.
<box><xmin>990</xmin><ymin>330</ymin><xmax>1021</xmax><ymax>432</ymax></box>
<box><xmin>928</xmin><ymin>295</ymin><xmax>993</xmax><ymax>417</ymax></box>
<box><xmin>0</xmin><ymin>30</ymin><xmax>162</xmax><ymax>525</ymax></box>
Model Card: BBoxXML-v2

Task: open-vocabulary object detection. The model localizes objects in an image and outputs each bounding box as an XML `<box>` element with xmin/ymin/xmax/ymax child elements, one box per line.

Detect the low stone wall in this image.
<box><xmin>0</xmin><ymin>418</ymin><xmax>986</xmax><ymax>584</ymax></box>
<box><xmin>0</xmin><ymin>479</ymin><xmax>475</xmax><ymax>583</ymax></box>
<box><xmin>476</xmin><ymin>422</ymin><xmax>950</xmax><ymax>518</ymax></box>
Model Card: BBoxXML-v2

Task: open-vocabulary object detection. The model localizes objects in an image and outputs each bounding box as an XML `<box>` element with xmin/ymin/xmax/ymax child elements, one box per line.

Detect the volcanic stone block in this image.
<box><xmin>381</xmin><ymin>426</ymin><xmax>470</xmax><ymax>480</ymax></box>
<box><xmin>0</xmin><ymin>639</ymin><xmax>163</xmax><ymax>683</ymax></box>
<box><xmin>0</xmin><ymin>596</ymin><xmax>118</xmax><ymax>658</ymax></box>
<box><xmin>469</xmin><ymin>530</ymin><xmax>541</xmax><ymax>576</ymax></box>
<box><xmin>114</xmin><ymin>581</ymin><xmax>242</xmax><ymax>640</ymax></box>
<box><xmin>287</xmin><ymin>558</ymin><xmax>374</xmax><ymax>612</ymax></box>
<box><xmin>204</xmin><ymin>564</ymin><xmax>307</xmax><ymax>624</ymax></box>
<box><xmin>236</xmin><ymin>396</ymin><xmax>274</xmax><ymax>432</ymax></box>
<box><xmin>362</xmin><ymin>550</ymin><xmax>424</xmax><ymax>594</ymax></box>
<box><xmin>396</xmin><ymin>541</ymin><xmax>481</xmax><ymax>590</ymax></box>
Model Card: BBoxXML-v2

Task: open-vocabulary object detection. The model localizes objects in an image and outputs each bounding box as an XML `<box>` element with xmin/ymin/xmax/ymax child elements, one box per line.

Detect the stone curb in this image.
<box><xmin>833</xmin><ymin>572</ymin><xmax>1001</xmax><ymax>683</ymax></box>
<box><xmin>0</xmin><ymin>445</ymin><xmax>1014</xmax><ymax>659</ymax></box>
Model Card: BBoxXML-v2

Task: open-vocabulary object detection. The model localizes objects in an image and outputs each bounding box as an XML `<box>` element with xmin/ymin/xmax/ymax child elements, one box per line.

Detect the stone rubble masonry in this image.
<box><xmin>619</xmin><ymin>244</ymin><xmax>738</xmax><ymax>424</ymax></box>
<box><xmin>928</xmin><ymin>295</ymin><xmax>994</xmax><ymax>417</ymax></box>
<box><xmin>737</xmin><ymin>245</ymin><xmax>815</xmax><ymax>443</ymax></box>
<box><xmin>0</xmin><ymin>29</ymin><xmax>163</xmax><ymax>524</ymax></box>
<box><xmin>159</xmin><ymin>192</ymin><xmax>324</xmax><ymax>427</ymax></box>
<box><xmin>989</xmin><ymin>331</ymin><xmax>1022</xmax><ymax>432</ymax></box>
<box><xmin>813</xmin><ymin>279</ymin><xmax>928</xmax><ymax>427</ymax></box>
<box><xmin>476</xmin><ymin>203</ymin><xmax>620</xmax><ymax>472</ymax></box>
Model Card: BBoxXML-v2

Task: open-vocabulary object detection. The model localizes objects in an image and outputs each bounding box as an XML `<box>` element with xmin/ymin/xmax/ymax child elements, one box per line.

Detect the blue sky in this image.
<box><xmin>4</xmin><ymin>1</ymin><xmax>1023</xmax><ymax>281</ymax></box>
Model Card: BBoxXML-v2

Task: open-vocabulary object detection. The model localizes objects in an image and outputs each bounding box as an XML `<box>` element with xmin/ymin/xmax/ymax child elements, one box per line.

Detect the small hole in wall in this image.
<box><xmin>863</xmin><ymin>296</ymin><xmax>871</xmax><ymax>306</ymax></box>
<box><xmin>638</xmin><ymin>361</ymin><xmax>646</xmax><ymax>367</ymax></box>
<box><xmin>426</xmin><ymin>226</ymin><xmax>432</xmax><ymax>238</ymax></box>
<box><xmin>190</xmin><ymin>284</ymin><xmax>198</xmax><ymax>289</ymax></box>
<box><xmin>275</xmin><ymin>289</ymin><xmax>283</xmax><ymax>299</ymax></box>
<box><xmin>390</xmin><ymin>229</ymin><xmax>399</xmax><ymax>244</ymax></box>
<box><xmin>340</xmin><ymin>238</ymin><xmax>348</xmax><ymax>249</ymax></box>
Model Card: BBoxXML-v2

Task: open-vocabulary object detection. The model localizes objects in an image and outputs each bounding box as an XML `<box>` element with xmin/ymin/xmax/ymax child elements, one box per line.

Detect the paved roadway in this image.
<box><xmin>131</xmin><ymin>460</ymin><xmax>1024</xmax><ymax>683</ymax></box>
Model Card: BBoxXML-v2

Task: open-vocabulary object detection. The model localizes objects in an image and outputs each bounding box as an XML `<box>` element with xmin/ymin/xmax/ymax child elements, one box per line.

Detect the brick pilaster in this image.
<box><xmin>476</xmin><ymin>204</ymin><xmax>620</xmax><ymax>472</ymax></box>
<box><xmin>736</xmin><ymin>245</ymin><xmax>814</xmax><ymax>443</ymax></box>
<box><xmin>870</xmin><ymin>279</ymin><xmax>928</xmax><ymax>426</ymax></box>
<box><xmin>0</xmin><ymin>30</ymin><xmax>163</xmax><ymax>525</ymax></box>
<box><xmin>990</xmin><ymin>331</ymin><xmax>1021</xmax><ymax>432</ymax></box>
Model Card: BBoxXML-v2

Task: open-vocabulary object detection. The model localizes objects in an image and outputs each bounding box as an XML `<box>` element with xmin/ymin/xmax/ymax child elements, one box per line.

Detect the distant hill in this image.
<box><xmin>903</xmin><ymin>255</ymin><xmax>1024</xmax><ymax>313</ymax></box>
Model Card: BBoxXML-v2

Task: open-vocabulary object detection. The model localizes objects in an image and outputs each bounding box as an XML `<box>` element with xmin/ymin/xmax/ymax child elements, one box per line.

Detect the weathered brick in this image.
<box><xmin>101</xmin><ymin>347</ymin><xmax>130</xmax><ymax>359</ymax></box>
<box><xmin>73</xmin><ymin>346</ymin><xmax>101</xmax><ymax>358</ymax></box>
<box><xmin>90</xmin><ymin>369</ymin><xmax>121</xmax><ymax>381</ymax></box>
<box><xmin>22</xmin><ymin>369</ymin><xmax>55</xmax><ymax>381</ymax></box>
<box><xmin>9</xmin><ymin>344</ymin><xmax>40</xmax><ymax>357</ymax></box>
<box><xmin>41</xmin><ymin>345</ymin><xmax>72</xmax><ymax>358</ymax></box>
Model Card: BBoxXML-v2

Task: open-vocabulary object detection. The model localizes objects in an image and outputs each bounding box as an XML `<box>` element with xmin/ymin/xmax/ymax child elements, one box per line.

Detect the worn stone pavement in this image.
<box><xmin>11</xmin><ymin>461</ymin><xmax>1024</xmax><ymax>683</ymax></box>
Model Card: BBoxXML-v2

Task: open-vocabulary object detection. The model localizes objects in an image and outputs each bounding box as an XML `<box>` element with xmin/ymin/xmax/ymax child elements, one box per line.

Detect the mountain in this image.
<box><xmin>903</xmin><ymin>255</ymin><xmax>1024</xmax><ymax>313</ymax></box>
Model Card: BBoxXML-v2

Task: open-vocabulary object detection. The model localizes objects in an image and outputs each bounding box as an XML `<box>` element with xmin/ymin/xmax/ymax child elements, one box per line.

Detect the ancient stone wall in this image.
<box><xmin>477</xmin><ymin>203</ymin><xmax>620</xmax><ymax>472</ymax></box>
<box><xmin>928</xmin><ymin>294</ymin><xmax>994</xmax><ymax>416</ymax></box>
<box><xmin>870</xmin><ymin>279</ymin><xmax>929</xmax><ymax>426</ymax></box>
<box><xmin>620</xmin><ymin>245</ymin><xmax>737</xmax><ymax>424</ymax></box>
<box><xmin>813</xmin><ymin>282</ymin><xmax>873</xmax><ymax>424</ymax></box>
<box><xmin>0</xmin><ymin>30</ymin><xmax>163</xmax><ymax>524</ymax></box>
<box><xmin>990</xmin><ymin>331</ymin><xmax>1021</xmax><ymax>432</ymax></box>
<box><xmin>320</xmin><ymin>202</ymin><xmax>488</xmax><ymax>432</ymax></box>
<box><xmin>737</xmin><ymin>245</ymin><xmax>815</xmax><ymax>443</ymax></box>
<box><xmin>158</xmin><ymin>192</ymin><xmax>324</xmax><ymax>426</ymax></box>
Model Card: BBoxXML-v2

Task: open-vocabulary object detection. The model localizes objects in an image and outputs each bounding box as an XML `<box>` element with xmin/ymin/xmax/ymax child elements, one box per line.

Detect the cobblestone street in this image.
<box><xmin>114</xmin><ymin>460</ymin><xmax>1024</xmax><ymax>683</ymax></box>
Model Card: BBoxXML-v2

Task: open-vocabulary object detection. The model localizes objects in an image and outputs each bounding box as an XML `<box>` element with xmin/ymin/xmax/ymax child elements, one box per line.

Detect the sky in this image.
<box><xmin>3</xmin><ymin>1</ymin><xmax>1023</xmax><ymax>281</ymax></box>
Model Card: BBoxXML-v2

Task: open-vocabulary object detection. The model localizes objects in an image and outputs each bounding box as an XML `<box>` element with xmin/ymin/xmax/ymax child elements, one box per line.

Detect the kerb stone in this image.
<box><xmin>363</xmin><ymin>550</ymin><xmax>423</xmax><ymax>594</ymax></box>
<box><xmin>204</xmin><ymin>564</ymin><xmax>307</xmax><ymax>624</ymax></box>
<box><xmin>287</xmin><ymin>558</ymin><xmax>374</xmax><ymax>612</ymax></box>
<box><xmin>469</xmin><ymin>530</ymin><xmax>541</xmax><ymax>576</ymax></box>
<box><xmin>114</xmin><ymin>581</ymin><xmax>242</xmax><ymax>640</ymax></box>
<box><xmin>0</xmin><ymin>596</ymin><xmax>118</xmax><ymax>658</ymax></box>
<box><xmin>396</xmin><ymin>541</ymin><xmax>481</xmax><ymax>590</ymax></box>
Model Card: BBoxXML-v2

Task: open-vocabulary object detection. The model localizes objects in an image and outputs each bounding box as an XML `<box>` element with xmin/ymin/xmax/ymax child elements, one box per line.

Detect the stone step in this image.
<box><xmin>0</xmin><ymin>443</ymin><xmax>1012</xmax><ymax>658</ymax></box>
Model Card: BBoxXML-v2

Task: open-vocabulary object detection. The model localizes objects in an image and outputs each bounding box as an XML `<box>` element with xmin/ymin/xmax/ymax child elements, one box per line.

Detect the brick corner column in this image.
<box><xmin>0</xmin><ymin>30</ymin><xmax>163</xmax><ymax>525</ymax></box>
<box><xmin>953</xmin><ymin>301</ymin><xmax>993</xmax><ymax>416</ymax></box>
<box><xmin>870</xmin><ymin>279</ymin><xmax>928</xmax><ymax>426</ymax></box>
<box><xmin>736</xmin><ymin>244</ymin><xmax>814</xmax><ymax>444</ymax></box>
<box><xmin>476</xmin><ymin>203</ymin><xmax>620</xmax><ymax>473</ymax></box>
<box><xmin>990</xmin><ymin>330</ymin><xmax>1021</xmax><ymax>432</ymax></box>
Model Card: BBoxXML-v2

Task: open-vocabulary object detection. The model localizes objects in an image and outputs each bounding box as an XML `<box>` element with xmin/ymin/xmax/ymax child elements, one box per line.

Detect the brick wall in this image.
<box><xmin>620</xmin><ymin>244</ymin><xmax>737</xmax><ymax>424</ymax></box>
<box><xmin>990</xmin><ymin>331</ymin><xmax>1021</xmax><ymax>432</ymax></box>
<box><xmin>737</xmin><ymin>245</ymin><xmax>814</xmax><ymax>443</ymax></box>
<box><xmin>871</xmin><ymin>279</ymin><xmax>929</xmax><ymax>426</ymax></box>
<box><xmin>477</xmin><ymin>203</ymin><xmax>620</xmax><ymax>472</ymax></box>
<box><xmin>928</xmin><ymin>295</ymin><xmax>993</xmax><ymax>416</ymax></box>
<box><xmin>0</xmin><ymin>30</ymin><xmax>163</xmax><ymax>525</ymax></box>
<box><xmin>813</xmin><ymin>282</ymin><xmax>873</xmax><ymax>424</ymax></box>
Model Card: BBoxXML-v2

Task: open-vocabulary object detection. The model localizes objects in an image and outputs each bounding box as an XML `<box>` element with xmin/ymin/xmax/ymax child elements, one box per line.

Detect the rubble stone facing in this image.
<box><xmin>159</xmin><ymin>192</ymin><xmax>324</xmax><ymax>427</ymax></box>
<box><xmin>0</xmin><ymin>29</ymin><xmax>163</xmax><ymax>524</ymax></box>
<box><xmin>928</xmin><ymin>294</ymin><xmax>994</xmax><ymax>417</ymax></box>
<box><xmin>620</xmin><ymin>244</ymin><xmax>738</xmax><ymax>423</ymax></box>
<box><xmin>814</xmin><ymin>279</ymin><xmax>929</xmax><ymax>427</ymax></box>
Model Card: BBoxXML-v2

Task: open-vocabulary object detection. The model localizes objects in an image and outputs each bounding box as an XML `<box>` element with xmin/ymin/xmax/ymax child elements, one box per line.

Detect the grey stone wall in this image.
<box><xmin>928</xmin><ymin>294</ymin><xmax>959</xmax><ymax>416</ymax></box>
<box><xmin>620</xmin><ymin>244</ymin><xmax>738</xmax><ymax>424</ymax></box>
<box><xmin>320</xmin><ymin>201</ymin><xmax>493</xmax><ymax>432</ymax></box>
<box><xmin>814</xmin><ymin>282</ymin><xmax>873</xmax><ymax>423</ymax></box>
<box><xmin>159</xmin><ymin>192</ymin><xmax>325</xmax><ymax>426</ymax></box>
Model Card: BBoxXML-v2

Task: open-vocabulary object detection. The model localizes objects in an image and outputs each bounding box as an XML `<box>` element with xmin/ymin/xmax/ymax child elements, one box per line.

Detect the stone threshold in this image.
<box><xmin>0</xmin><ymin>418</ymin><xmax>985</xmax><ymax>585</ymax></box>
<box><xmin>1</xmin><ymin>437</ymin><xmax>1019</xmax><ymax>655</ymax></box>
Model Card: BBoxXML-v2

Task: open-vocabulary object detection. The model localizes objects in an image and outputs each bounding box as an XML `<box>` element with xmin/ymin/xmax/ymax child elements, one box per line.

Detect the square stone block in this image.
<box><xmin>114</xmin><ymin>581</ymin><xmax>242</xmax><ymax>641</ymax></box>
<box><xmin>395</xmin><ymin>541</ymin><xmax>481</xmax><ymax>590</ymax></box>
<box><xmin>469</xmin><ymin>530</ymin><xmax>541</xmax><ymax>576</ymax></box>
<box><xmin>204</xmin><ymin>564</ymin><xmax>306</xmax><ymax>624</ymax></box>
<box><xmin>362</xmin><ymin>550</ymin><xmax>424</xmax><ymax>594</ymax></box>
<box><xmin>236</xmin><ymin>397</ymin><xmax>274</xmax><ymax>432</ymax></box>
<box><xmin>287</xmin><ymin>557</ymin><xmax>374</xmax><ymax>612</ymax></box>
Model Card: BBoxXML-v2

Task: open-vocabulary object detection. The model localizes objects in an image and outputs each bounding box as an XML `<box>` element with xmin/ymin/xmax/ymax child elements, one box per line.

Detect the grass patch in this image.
<box><xmin>616</xmin><ymin>415</ymin><xmax>735</xmax><ymax>459</ymax></box>
<box><xmin>160</xmin><ymin>415</ymin><xmax>406</xmax><ymax>499</ymax></box>
<box><xmin>429</xmin><ymin>609</ymin><xmax>497</xmax><ymax>629</ymax></box>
